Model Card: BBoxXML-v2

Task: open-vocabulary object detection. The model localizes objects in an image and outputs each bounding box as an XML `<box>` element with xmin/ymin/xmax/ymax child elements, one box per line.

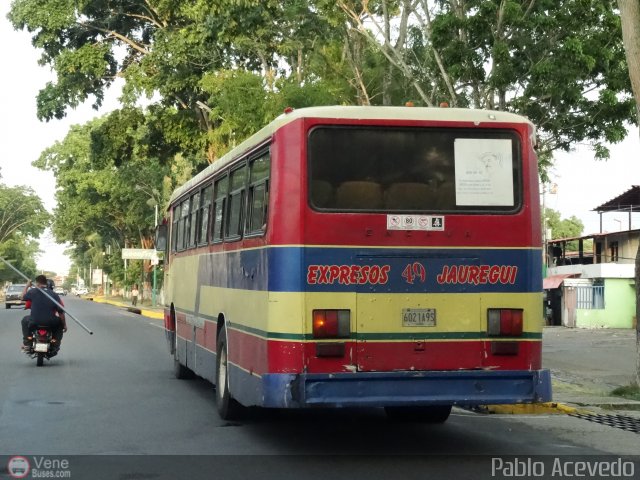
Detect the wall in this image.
<box><xmin>601</xmin><ymin>231</ymin><xmax>640</xmax><ymax>265</ymax></box>
<box><xmin>575</xmin><ymin>278</ymin><xmax>635</xmax><ymax>328</ymax></box>
<box><xmin>548</xmin><ymin>263</ymin><xmax>634</xmax><ymax>279</ymax></box>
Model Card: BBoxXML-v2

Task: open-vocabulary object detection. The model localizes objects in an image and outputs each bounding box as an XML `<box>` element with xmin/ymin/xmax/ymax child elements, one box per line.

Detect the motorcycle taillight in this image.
<box><xmin>37</xmin><ymin>329</ymin><xmax>48</xmax><ymax>336</ymax></box>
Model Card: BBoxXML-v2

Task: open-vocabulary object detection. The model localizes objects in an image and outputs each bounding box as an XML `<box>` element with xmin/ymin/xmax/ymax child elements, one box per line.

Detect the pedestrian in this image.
<box><xmin>131</xmin><ymin>284</ymin><xmax>139</xmax><ymax>306</ymax></box>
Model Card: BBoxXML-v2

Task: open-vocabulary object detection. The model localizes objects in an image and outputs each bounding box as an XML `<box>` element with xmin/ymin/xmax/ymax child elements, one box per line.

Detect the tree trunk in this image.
<box><xmin>383</xmin><ymin>64</ymin><xmax>393</xmax><ymax>106</ymax></box>
<box><xmin>618</xmin><ymin>0</ymin><xmax>640</xmax><ymax>386</ymax></box>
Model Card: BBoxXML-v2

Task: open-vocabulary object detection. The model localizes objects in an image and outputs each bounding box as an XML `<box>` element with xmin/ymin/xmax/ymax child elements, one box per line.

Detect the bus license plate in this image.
<box><xmin>402</xmin><ymin>308</ymin><xmax>436</xmax><ymax>327</ymax></box>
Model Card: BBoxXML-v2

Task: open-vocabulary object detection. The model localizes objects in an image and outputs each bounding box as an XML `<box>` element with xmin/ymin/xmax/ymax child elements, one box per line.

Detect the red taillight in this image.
<box><xmin>488</xmin><ymin>309</ymin><xmax>523</xmax><ymax>336</ymax></box>
<box><xmin>312</xmin><ymin>310</ymin><xmax>350</xmax><ymax>338</ymax></box>
<box><xmin>38</xmin><ymin>329</ymin><xmax>48</xmax><ymax>336</ymax></box>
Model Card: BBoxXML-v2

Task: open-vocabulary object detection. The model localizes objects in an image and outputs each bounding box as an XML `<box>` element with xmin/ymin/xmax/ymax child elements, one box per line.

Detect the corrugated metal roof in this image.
<box><xmin>548</xmin><ymin>228</ymin><xmax>640</xmax><ymax>243</ymax></box>
<box><xmin>593</xmin><ymin>185</ymin><xmax>640</xmax><ymax>212</ymax></box>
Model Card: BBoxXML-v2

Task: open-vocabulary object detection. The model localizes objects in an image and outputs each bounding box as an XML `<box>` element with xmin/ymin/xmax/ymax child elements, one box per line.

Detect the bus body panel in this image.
<box><xmin>163</xmin><ymin>107</ymin><xmax>551</xmax><ymax>410</ymax></box>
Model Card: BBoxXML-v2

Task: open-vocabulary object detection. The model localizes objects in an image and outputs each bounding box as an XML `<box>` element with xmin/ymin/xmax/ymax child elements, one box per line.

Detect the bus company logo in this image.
<box><xmin>436</xmin><ymin>265</ymin><xmax>518</xmax><ymax>285</ymax></box>
<box><xmin>307</xmin><ymin>265</ymin><xmax>390</xmax><ymax>285</ymax></box>
<box><xmin>7</xmin><ymin>456</ymin><xmax>30</xmax><ymax>479</ymax></box>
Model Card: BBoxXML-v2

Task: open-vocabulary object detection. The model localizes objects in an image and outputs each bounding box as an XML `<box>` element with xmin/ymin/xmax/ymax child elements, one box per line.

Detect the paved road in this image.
<box><xmin>0</xmin><ymin>298</ymin><xmax>638</xmax><ymax>478</ymax></box>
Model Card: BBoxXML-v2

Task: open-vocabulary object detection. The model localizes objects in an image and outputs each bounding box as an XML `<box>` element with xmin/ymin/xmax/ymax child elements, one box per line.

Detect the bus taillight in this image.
<box><xmin>312</xmin><ymin>310</ymin><xmax>350</xmax><ymax>338</ymax></box>
<box><xmin>487</xmin><ymin>309</ymin><xmax>523</xmax><ymax>336</ymax></box>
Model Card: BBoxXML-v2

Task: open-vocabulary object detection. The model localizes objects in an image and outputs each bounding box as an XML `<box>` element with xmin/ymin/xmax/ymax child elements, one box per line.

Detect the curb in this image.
<box><xmin>482</xmin><ymin>402</ymin><xmax>589</xmax><ymax>415</ymax></box>
<box><xmin>92</xmin><ymin>297</ymin><xmax>164</xmax><ymax>320</ymax></box>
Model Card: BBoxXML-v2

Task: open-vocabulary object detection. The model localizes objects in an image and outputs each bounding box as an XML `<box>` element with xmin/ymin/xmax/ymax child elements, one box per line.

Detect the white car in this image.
<box><xmin>75</xmin><ymin>287</ymin><xmax>88</xmax><ymax>296</ymax></box>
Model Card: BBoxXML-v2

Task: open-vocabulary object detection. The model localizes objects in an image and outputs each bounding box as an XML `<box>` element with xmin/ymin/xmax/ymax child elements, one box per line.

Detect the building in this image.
<box><xmin>544</xmin><ymin>186</ymin><xmax>639</xmax><ymax>329</ymax></box>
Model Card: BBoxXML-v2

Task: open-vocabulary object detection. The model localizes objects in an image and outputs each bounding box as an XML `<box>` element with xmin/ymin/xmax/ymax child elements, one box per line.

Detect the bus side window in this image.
<box><xmin>225</xmin><ymin>165</ymin><xmax>247</xmax><ymax>241</ymax></box>
<box><xmin>178</xmin><ymin>198</ymin><xmax>190</xmax><ymax>250</ymax></box>
<box><xmin>246</xmin><ymin>153</ymin><xmax>270</xmax><ymax>235</ymax></box>
<box><xmin>186</xmin><ymin>192</ymin><xmax>200</xmax><ymax>248</ymax></box>
<box><xmin>212</xmin><ymin>175</ymin><xmax>228</xmax><ymax>243</ymax></box>
<box><xmin>198</xmin><ymin>184</ymin><xmax>213</xmax><ymax>245</ymax></box>
<box><xmin>171</xmin><ymin>204</ymin><xmax>181</xmax><ymax>252</ymax></box>
<box><xmin>188</xmin><ymin>191</ymin><xmax>199</xmax><ymax>248</ymax></box>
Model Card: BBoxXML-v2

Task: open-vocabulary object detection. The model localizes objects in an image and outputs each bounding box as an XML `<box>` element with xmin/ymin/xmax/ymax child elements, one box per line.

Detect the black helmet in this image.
<box><xmin>47</xmin><ymin>279</ymin><xmax>55</xmax><ymax>289</ymax></box>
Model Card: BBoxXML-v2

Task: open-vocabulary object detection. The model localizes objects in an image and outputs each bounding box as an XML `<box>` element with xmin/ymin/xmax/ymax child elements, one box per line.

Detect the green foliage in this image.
<box><xmin>333</xmin><ymin>0</ymin><xmax>636</xmax><ymax>172</ymax></box>
<box><xmin>12</xmin><ymin>0</ymin><xmax>640</xmax><ymax>270</ymax></box>
<box><xmin>33</xmin><ymin>114</ymin><xmax>177</xmax><ymax>257</ymax></box>
<box><xmin>0</xmin><ymin>185</ymin><xmax>50</xmax><ymax>244</ymax></box>
<box><xmin>545</xmin><ymin>208</ymin><xmax>585</xmax><ymax>251</ymax></box>
<box><xmin>0</xmin><ymin>184</ymin><xmax>49</xmax><ymax>282</ymax></box>
<box><xmin>0</xmin><ymin>236</ymin><xmax>39</xmax><ymax>283</ymax></box>
<box><xmin>9</xmin><ymin>0</ymin><xmax>351</xmax><ymax>164</ymax></box>
<box><xmin>545</xmin><ymin>208</ymin><xmax>584</xmax><ymax>240</ymax></box>
<box><xmin>611</xmin><ymin>383</ymin><xmax>640</xmax><ymax>401</ymax></box>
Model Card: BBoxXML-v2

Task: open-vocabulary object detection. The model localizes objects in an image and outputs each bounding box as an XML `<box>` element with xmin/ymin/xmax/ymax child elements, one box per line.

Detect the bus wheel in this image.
<box><xmin>384</xmin><ymin>405</ymin><xmax>452</xmax><ymax>423</ymax></box>
<box><xmin>215</xmin><ymin>327</ymin><xmax>243</xmax><ymax>420</ymax></box>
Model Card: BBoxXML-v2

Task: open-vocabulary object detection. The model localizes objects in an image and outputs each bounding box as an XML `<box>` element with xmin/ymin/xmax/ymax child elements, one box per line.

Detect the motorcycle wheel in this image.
<box><xmin>36</xmin><ymin>353</ymin><xmax>44</xmax><ymax>367</ymax></box>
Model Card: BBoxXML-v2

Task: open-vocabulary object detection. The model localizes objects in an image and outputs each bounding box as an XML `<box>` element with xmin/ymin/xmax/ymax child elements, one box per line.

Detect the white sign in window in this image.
<box><xmin>454</xmin><ymin>139</ymin><xmax>514</xmax><ymax>206</ymax></box>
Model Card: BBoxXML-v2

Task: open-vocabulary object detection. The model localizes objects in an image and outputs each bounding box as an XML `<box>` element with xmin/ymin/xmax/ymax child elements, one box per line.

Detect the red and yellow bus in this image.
<box><xmin>159</xmin><ymin>106</ymin><xmax>551</xmax><ymax>422</ymax></box>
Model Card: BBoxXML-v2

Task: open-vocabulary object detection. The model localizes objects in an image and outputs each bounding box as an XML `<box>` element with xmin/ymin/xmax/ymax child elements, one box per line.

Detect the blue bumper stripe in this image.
<box><xmin>261</xmin><ymin>369</ymin><xmax>552</xmax><ymax>408</ymax></box>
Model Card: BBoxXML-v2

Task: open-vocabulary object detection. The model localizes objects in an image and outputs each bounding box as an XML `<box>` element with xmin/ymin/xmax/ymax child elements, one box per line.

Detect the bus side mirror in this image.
<box><xmin>155</xmin><ymin>224</ymin><xmax>168</xmax><ymax>252</ymax></box>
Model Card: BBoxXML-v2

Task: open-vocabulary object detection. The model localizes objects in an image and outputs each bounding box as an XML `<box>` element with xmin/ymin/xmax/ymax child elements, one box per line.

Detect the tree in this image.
<box><xmin>8</xmin><ymin>0</ymin><xmax>350</xmax><ymax>165</ymax></box>
<box><xmin>618</xmin><ymin>0</ymin><xmax>640</xmax><ymax>386</ymax></box>
<box><xmin>33</xmin><ymin>113</ymin><xmax>176</xmax><ymax>257</ymax></box>
<box><xmin>0</xmin><ymin>185</ymin><xmax>50</xmax><ymax>244</ymax></box>
<box><xmin>336</xmin><ymin>0</ymin><xmax>637</xmax><ymax>172</ymax></box>
<box><xmin>0</xmin><ymin>236</ymin><xmax>39</xmax><ymax>283</ymax></box>
<box><xmin>0</xmin><ymin>184</ymin><xmax>49</xmax><ymax>282</ymax></box>
<box><xmin>545</xmin><ymin>208</ymin><xmax>584</xmax><ymax>242</ymax></box>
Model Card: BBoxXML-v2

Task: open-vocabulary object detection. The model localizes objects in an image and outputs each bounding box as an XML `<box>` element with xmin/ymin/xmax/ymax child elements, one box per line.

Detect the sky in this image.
<box><xmin>1</xmin><ymin>4</ymin><xmax>639</xmax><ymax>276</ymax></box>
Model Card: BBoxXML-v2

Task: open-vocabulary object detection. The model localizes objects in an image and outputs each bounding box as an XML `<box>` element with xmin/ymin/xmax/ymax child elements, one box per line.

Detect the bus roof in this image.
<box><xmin>169</xmin><ymin>106</ymin><xmax>533</xmax><ymax>205</ymax></box>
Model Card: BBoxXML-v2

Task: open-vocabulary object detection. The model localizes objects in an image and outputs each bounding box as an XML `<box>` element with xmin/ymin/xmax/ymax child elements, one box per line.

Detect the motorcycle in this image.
<box><xmin>24</xmin><ymin>326</ymin><xmax>60</xmax><ymax>366</ymax></box>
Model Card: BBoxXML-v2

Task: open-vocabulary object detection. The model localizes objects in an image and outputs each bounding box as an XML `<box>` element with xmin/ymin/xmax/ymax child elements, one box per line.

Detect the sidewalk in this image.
<box><xmin>542</xmin><ymin>326</ymin><xmax>640</xmax><ymax>413</ymax></box>
<box><xmin>487</xmin><ymin>327</ymin><xmax>640</xmax><ymax>415</ymax></box>
<box><xmin>90</xmin><ymin>295</ymin><xmax>164</xmax><ymax>320</ymax></box>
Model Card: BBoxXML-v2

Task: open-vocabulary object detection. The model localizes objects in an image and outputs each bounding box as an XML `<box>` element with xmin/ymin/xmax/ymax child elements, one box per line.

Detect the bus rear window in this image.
<box><xmin>308</xmin><ymin>126</ymin><xmax>521</xmax><ymax>213</ymax></box>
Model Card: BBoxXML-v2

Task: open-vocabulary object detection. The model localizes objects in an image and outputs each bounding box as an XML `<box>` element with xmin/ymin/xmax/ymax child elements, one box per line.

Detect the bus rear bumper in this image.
<box><xmin>261</xmin><ymin>369</ymin><xmax>552</xmax><ymax>408</ymax></box>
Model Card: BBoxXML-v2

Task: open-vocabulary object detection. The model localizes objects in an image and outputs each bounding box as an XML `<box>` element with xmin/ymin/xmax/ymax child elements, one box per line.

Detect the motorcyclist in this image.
<box><xmin>21</xmin><ymin>275</ymin><xmax>67</xmax><ymax>353</ymax></box>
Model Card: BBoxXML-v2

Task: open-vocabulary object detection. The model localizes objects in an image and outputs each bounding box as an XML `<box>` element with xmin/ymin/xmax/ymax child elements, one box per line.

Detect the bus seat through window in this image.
<box><xmin>311</xmin><ymin>180</ymin><xmax>334</xmax><ymax>208</ymax></box>
<box><xmin>434</xmin><ymin>181</ymin><xmax>456</xmax><ymax>209</ymax></box>
<box><xmin>384</xmin><ymin>182</ymin><xmax>436</xmax><ymax>210</ymax></box>
<box><xmin>335</xmin><ymin>181</ymin><xmax>383</xmax><ymax>210</ymax></box>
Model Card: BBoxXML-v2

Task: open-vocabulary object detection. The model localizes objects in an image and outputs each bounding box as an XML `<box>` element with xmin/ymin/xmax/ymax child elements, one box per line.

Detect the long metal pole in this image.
<box><xmin>152</xmin><ymin>203</ymin><xmax>158</xmax><ymax>307</ymax></box>
<box><xmin>0</xmin><ymin>256</ymin><xmax>94</xmax><ymax>335</ymax></box>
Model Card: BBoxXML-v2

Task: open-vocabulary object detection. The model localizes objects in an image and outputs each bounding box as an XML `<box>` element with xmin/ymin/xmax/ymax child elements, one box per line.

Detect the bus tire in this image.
<box><xmin>215</xmin><ymin>327</ymin><xmax>243</xmax><ymax>420</ymax></box>
<box><xmin>384</xmin><ymin>405</ymin><xmax>452</xmax><ymax>423</ymax></box>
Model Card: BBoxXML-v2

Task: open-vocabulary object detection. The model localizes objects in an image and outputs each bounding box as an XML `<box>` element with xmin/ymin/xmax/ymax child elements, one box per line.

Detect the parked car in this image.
<box><xmin>5</xmin><ymin>284</ymin><xmax>26</xmax><ymax>309</ymax></box>
<box><xmin>75</xmin><ymin>287</ymin><xmax>88</xmax><ymax>296</ymax></box>
<box><xmin>53</xmin><ymin>286</ymin><xmax>65</xmax><ymax>296</ymax></box>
